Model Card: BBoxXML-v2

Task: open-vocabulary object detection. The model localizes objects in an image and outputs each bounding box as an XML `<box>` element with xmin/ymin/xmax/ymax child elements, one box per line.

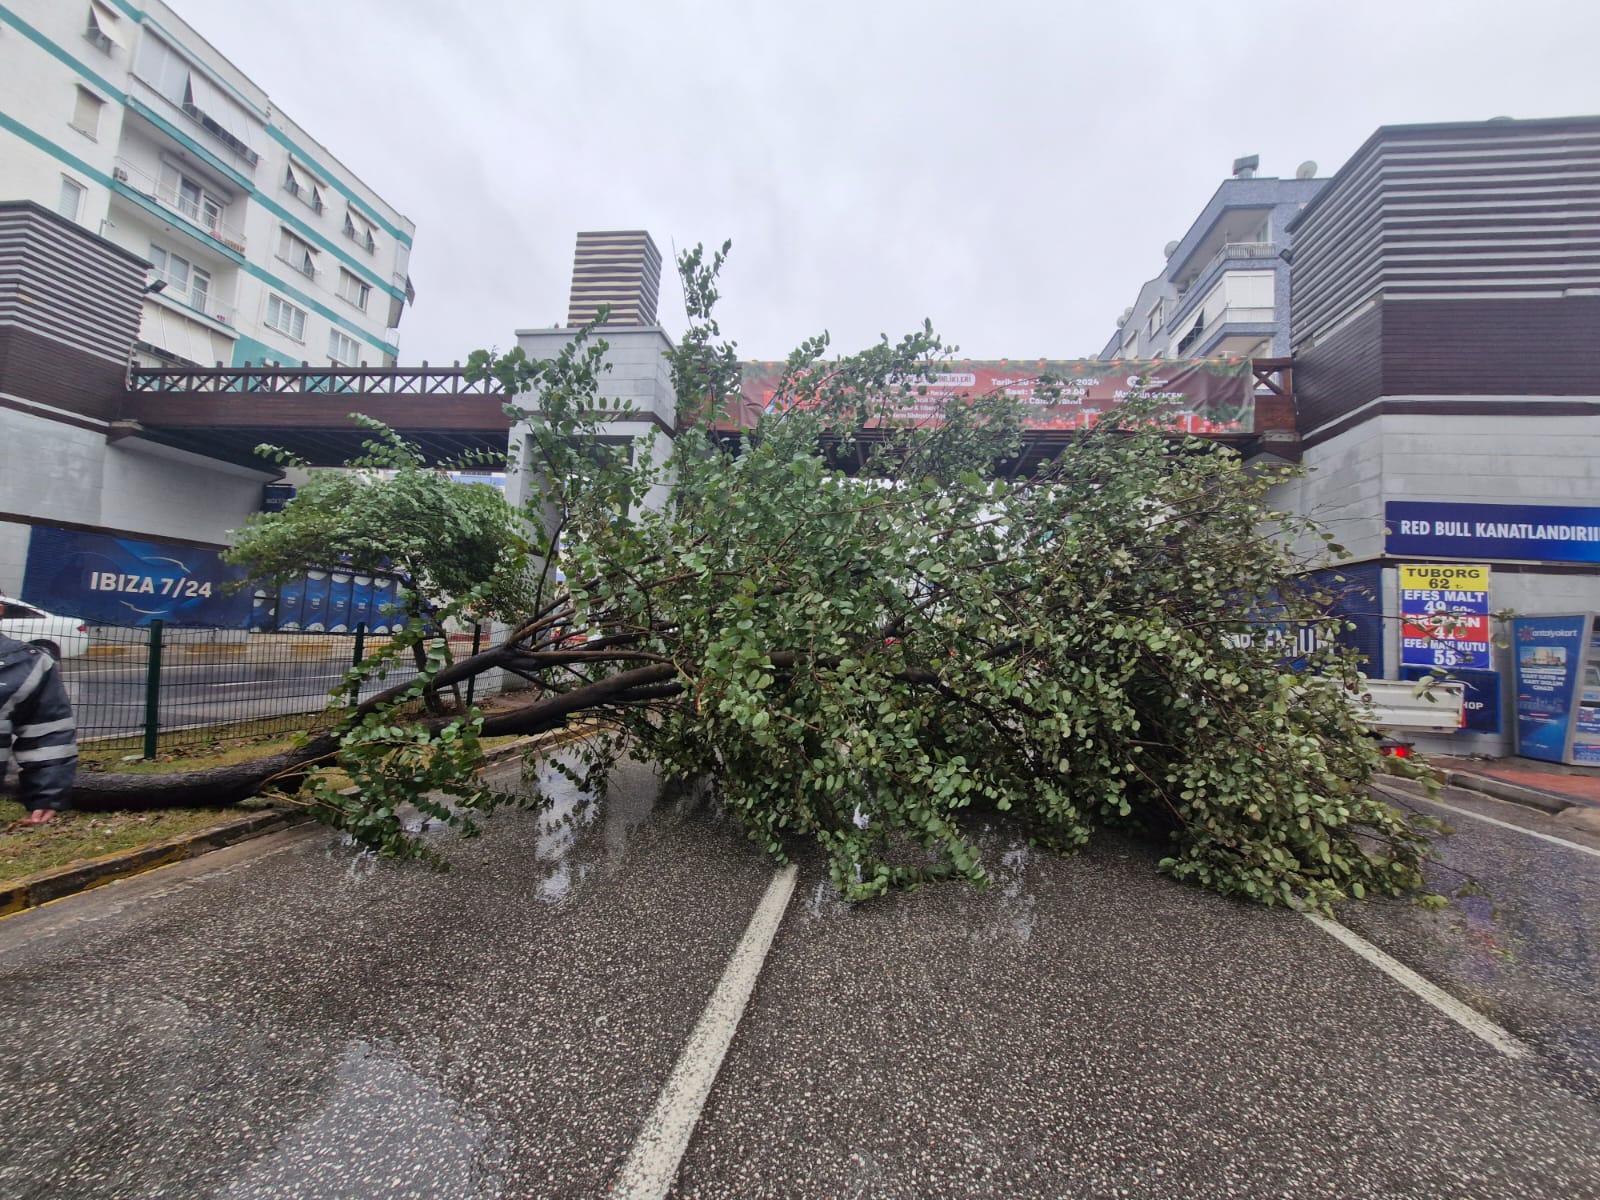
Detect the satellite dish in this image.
<box><xmin>1163</xmin><ymin>240</ymin><xmax>1180</xmax><ymax>258</ymax></box>
<box><xmin>1295</xmin><ymin>160</ymin><xmax>1318</xmax><ymax>180</ymax></box>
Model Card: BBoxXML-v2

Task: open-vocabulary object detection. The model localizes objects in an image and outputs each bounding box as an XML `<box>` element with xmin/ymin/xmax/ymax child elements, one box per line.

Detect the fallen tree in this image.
<box><xmin>62</xmin><ymin>245</ymin><xmax>1440</xmax><ymax>909</ymax></box>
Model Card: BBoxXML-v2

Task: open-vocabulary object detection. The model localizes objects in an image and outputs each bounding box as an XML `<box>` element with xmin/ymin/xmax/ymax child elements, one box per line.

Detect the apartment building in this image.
<box><xmin>1099</xmin><ymin>163</ymin><xmax>1325</xmax><ymax>361</ymax></box>
<box><xmin>0</xmin><ymin>0</ymin><xmax>415</xmax><ymax>369</ymax></box>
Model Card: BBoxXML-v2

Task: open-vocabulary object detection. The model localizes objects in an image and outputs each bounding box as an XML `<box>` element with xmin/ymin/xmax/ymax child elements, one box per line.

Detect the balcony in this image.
<box><xmin>112</xmin><ymin>156</ymin><xmax>247</xmax><ymax>253</ymax></box>
<box><xmin>1175</xmin><ymin>242</ymin><xmax>1277</xmax><ymax>300</ymax></box>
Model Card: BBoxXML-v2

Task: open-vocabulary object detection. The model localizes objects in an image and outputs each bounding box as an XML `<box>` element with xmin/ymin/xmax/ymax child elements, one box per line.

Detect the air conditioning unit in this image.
<box><xmin>112</xmin><ymin>166</ymin><xmax>130</xmax><ymax>182</ymax></box>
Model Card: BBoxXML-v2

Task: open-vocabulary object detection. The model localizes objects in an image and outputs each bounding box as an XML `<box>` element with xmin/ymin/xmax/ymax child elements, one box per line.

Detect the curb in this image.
<box><xmin>1431</xmin><ymin>768</ymin><xmax>1577</xmax><ymax>815</ymax></box>
<box><xmin>0</xmin><ymin>725</ymin><xmax>596</xmax><ymax>918</ymax></box>
<box><xmin>0</xmin><ymin>808</ymin><xmax>309</xmax><ymax>918</ymax></box>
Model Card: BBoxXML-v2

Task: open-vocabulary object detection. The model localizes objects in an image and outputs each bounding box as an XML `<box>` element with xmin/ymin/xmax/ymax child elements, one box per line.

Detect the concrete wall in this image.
<box><xmin>99</xmin><ymin>438</ymin><xmax>275</xmax><ymax>543</ymax></box>
<box><xmin>0</xmin><ymin>408</ymin><xmax>110</xmax><ymax>530</ymax></box>
<box><xmin>515</xmin><ymin>326</ymin><xmax>677</xmax><ymax>432</ymax></box>
<box><xmin>0</xmin><ymin>406</ymin><xmax>274</xmax><ymax>594</ymax></box>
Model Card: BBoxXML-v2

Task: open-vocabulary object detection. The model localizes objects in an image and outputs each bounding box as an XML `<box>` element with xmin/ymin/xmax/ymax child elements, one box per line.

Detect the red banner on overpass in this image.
<box><xmin>721</xmin><ymin>358</ymin><xmax>1255</xmax><ymax>434</ymax></box>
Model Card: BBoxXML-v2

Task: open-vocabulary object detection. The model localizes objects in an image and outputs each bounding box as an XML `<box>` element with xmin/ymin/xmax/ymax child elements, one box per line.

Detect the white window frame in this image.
<box><xmin>57</xmin><ymin>176</ymin><xmax>86</xmax><ymax>222</ymax></box>
<box><xmin>1147</xmin><ymin>299</ymin><xmax>1164</xmax><ymax>340</ymax></box>
<box><xmin>85</xmin><ymin>2</ymin><xmax>123</xmax><ymax>53</ymax></box>
<box><xmin>343</xmin><ymin>209</ymin><xmax>377</xmax><ymax>254</ymax></box>
<box><xmin>337</xmin><ymin>268</ymin><xmax>371</xmax><ymax>311</ymax></box>
<box><xmin>265</xmin><ymin>293</ymin><xmax>307</xmax><ymax>342</ymax></box>
<box><xmin>71</xmin><ymin>86</ymin><xmax>104</xmax><ymax>139</ymax></box>
<box><xmin>276</xmin><ymin>226</ymin><xmax>317</xmax><ymax>278</ymax></box>
<box><xmin>160</xmin><ymin>163</ymin><xmax>228</xmax><ymax>236</ymax></box>
<box><xmin>148</xmin><ymin>244</ymin><xmax>212</xmax><ymax>311</ymax></box>
<box><xmin>284</xmin><ymin>159</ymin><xmax>325</xmax><ymax>214</ymax></box>
<box><xmin>328</xmin><ymin>328</ymin><xmax>361</xmax><ymax>366</ymax></box>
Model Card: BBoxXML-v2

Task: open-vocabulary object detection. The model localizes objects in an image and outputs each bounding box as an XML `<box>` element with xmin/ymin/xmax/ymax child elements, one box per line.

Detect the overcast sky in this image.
<box><xmin>177</xmin><ymin>0</ymin><xmax>1599</xmax><ymax>364</ymax></box>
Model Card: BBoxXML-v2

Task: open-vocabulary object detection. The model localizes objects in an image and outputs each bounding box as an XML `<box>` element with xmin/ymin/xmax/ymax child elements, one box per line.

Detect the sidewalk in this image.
<box><xmin>1429</xmin><ymin>755</ymin><xmax>1600</xmax><ymax>813</ymax></box>
<box><xmin>0</xmin><ymin>728</ymin><xmax>576</xmax><ymax>918</ymax></box>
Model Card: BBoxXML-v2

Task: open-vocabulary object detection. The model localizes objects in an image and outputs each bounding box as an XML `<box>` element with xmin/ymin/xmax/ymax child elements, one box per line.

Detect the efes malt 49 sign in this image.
<box><xmin>720</xmin><ymin>358</ymin><xmax>1255</xmax><ymax>433</ymax></box>
<box><xmin>1399</xmin><ymin>563</ymin><xmax>1491</xmax><ymax>670</ymax></box>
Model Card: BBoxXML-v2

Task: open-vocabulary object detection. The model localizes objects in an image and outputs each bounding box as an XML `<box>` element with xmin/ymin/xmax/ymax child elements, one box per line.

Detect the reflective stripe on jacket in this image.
<box><xmin>0</xmin><ymin>634</ymin><xmax>78</xmax><ymax>812</ymax></box>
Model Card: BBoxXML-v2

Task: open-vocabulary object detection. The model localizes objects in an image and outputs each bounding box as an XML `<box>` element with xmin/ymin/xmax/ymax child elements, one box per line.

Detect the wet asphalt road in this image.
<box><xmin>1</xmin><ymin>758</ymin><xmax>1597</xmax><ymax>1199</ymax></box>
<box><xmin>62</xmin><ymin>657</ymin><xmax>419</xmax><ymax>740</ymax></box>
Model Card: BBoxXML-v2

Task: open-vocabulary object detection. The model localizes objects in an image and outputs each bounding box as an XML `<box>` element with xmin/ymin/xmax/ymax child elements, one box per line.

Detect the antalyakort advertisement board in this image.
<box><xmin>1398</xmin><ymin>563</ymin><xmax>1490</xmax><ymax>670</ymax></box>
<box><xmin>1512</xmin><ymin>615</ymin><xmax>1589</xmax><ymax>762</ymax></box>
<box><xmin>725</xmin><ymin>358</ymin><xmax>1256</xmax><ymax>433</ymax></box>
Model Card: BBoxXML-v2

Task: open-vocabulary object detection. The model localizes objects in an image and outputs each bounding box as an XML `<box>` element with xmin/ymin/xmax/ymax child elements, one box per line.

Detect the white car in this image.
<box><xmin>0</xmin><ymin>595</ymin><xmax>90</xmax><ymax>660</ymax></box>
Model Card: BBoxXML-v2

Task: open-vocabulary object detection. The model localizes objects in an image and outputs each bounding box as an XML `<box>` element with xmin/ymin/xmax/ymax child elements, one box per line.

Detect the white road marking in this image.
<box><xmin>1422</xmin><ymin>797</ymin><xmax>1600</xmax><ymax>861</ymax></box>
<box><xmin>1302</xmin><ymin>913</ymin><xmax>1529</xmax><ymax>1059</ymax></box>
<box><xmin>612</xmin><ymin>864</ymin><xmax>799</xmax><ymax>1200</ymax></box>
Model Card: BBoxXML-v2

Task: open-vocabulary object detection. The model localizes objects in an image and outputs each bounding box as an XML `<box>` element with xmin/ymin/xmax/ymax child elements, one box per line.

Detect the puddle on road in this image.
<box><xmin>799</xmin><ymin>822</ymin><xmax>1042</xmax><ymax>946</ymax></box>
<box><xmin>522</xmin><ymin>753</ymin><xmax>663</xmax><ymax>904</ymax></box>
<box><xmin>318</xmin><ymin>749</ymin><xmax>713</xmax><ymax>907</ymax></box>
<box><xmin>214</xmin><ymin>1039</ymin><xmax>502</xmax><ymax>1199</ymax></box>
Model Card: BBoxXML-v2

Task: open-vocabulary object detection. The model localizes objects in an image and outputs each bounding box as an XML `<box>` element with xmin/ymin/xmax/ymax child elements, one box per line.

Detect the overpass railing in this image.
<box><xmin>127</xmin><ymin>364</ymin><xmax>508</xmax><ymax>397</ymax></box>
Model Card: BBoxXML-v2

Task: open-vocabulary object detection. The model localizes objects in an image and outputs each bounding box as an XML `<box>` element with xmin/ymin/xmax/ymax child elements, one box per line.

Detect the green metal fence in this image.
<box><xmin>61</xmin><ymin>622</ymin><xmax>486</xmax><ymax>757</ymax></box>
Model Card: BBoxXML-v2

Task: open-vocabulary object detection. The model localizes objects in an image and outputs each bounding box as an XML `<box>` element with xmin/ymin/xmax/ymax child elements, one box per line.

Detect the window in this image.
<box><xmin>84</xmin><ymin>1</ymin><xmax>123</xmax><ymax>53</ymax></box>
<box><xmin>149</xmin><ymin>244</ymin><xmax>188</xmax><ymax>292</ymax></box>
<box><xmin>284</xmin><ymin>160</ymin><xmax>325</xmax><ymax>213</ymax></box>
<box><xmin>276</xmin><ymin>227</ymin><xmax>316</xmax><ymax>277</ymax></box>
<box><xmin>148</xmin><ymin>244</ymin><xmax>212</xmax><ymax>311</ymax></box>
<box><xmin>1146</xmin><ymin>299</ymin><xmax>1165</xmax><ymax>339</ymax></box>
<box><xmin>133</xmin><ymin>33</ymin><xmax>258</xmax><ymax>166</ymax></box>
<box><xmin>328</xmin><ymin>329</ymin><xmax>361</xmax><ymax>366</ymax></box>
<box><xmin>1176</xmin><ymin>315</ymin><xmax>1205</xmax><ymax>355</ymax></box>
<box><xmin>343</xmin><ymin>209</ymin><xmax>377</xmax><ymax>253</ymax></box>
<box><xmin>265</xmin><ymin>294</ymin><xmax>307</xmax><ymax>341</ymax></box>
<box><xmin>71</xmin><ymin>86</ymin><xmax>104</xmax><ymax>138</ymax></box>
<box><xmin>159</xmin><ymin>162</ymin><xmax>227</xmax><ymax>235</ymax></box>
<box><xmin>57</xmin><ymin>177</ymin><xmax>86</xmax><ymax>222</ymax></box>
<box><xmin>337</xmin><ymin>268</ymin><xmax>370</xmax><ymax>311</ymax></box>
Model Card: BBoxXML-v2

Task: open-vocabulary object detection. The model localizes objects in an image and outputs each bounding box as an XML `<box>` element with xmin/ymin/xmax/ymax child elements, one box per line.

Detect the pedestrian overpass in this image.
<box><xmin>118</xmin><ymin>356</ymin><xmax>1297</xmax><ymax>472</ymax></box>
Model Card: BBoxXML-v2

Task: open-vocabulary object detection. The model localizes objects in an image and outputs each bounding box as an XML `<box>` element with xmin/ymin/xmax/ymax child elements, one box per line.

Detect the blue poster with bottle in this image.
<box><xmin>248</xmin><ymin>588</ymin><xmax>275</xmax><ymax>631</ymax></box>
<box><xmin>369</xmin><ymin>577</ymin><xmax>395</xmax><ymax>633</ymax></box>
<box><xmin>277</xmin><ymin>575</ymin><xmax>306</xmax><ymax>631</ymax></box>
<box><xmin>300</xmin><ymin>569</ymin><xmax>331</xmax><ymax>631</ymax></box>
<box><xmin>1512</xmin><ymin>615</ymin><xmax>1587</xmax><ymax>762</ymax></box>
<box><xmin>350</xmin><ymin>574</ymin><xmax>374</xmax><ymax>629</ymax></box>
<box><xmin>327</xmin><ymin>571</ymin><xmax>354</xmax><ymax>632</ymax></box>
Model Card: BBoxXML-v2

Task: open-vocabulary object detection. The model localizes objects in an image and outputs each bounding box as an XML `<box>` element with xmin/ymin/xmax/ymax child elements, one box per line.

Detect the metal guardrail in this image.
<box><xmin>64</xmin><ymin>622</ymin><xmax>487</xmax><ymax>757</ymax></box>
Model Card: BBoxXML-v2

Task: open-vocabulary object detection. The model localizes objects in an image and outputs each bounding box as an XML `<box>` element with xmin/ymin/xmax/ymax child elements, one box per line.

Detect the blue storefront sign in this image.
<box><xmin>1387</xmin><ymin>501</ymin><xmax>1600</xmax><ymax>563</ymax></box>
<box><xmin>1511</xmin><ymin>615</ymin><xmax>1588</xmax><ymax>762</ymax></box>
<box><xmin>23</xmin><ymin>526</ymin><xmax>253</xmax><ymax>627</ymax></box>
<box><xmin>1400</xmin><ymin>667</ymin><xmax>1501</xmax><ymax>734</ymax></box>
